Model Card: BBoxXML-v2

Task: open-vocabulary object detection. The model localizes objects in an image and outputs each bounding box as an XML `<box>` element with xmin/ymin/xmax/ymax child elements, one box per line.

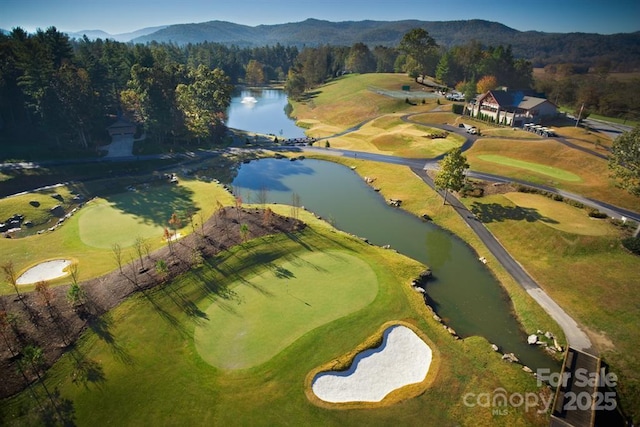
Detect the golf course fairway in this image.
<box><xmin>194</xmin><ymin>250</ymin><xmax>378</xmax><ymax>370</ymax></box>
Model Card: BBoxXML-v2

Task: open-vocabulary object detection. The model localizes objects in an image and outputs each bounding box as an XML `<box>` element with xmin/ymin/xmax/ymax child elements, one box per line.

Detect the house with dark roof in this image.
<box><xmin>107</xmin><ymin>116</ymin><xmax>136</xmax><ymax>137</ymax></box>
<box><xmin>468</xmin><ymin>90</ymin><xmax>558</xmax><ymax>127</ymax></box>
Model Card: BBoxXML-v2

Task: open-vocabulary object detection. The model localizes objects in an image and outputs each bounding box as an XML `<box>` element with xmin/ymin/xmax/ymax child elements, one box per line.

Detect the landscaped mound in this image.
<box><xmin>310</xmin><ymin>324</ymin><xmax>433</xmax><ymax>404</ymax></box>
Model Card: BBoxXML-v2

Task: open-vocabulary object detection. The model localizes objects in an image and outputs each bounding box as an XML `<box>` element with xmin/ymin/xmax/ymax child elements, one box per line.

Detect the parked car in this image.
<box><xmin>446</xmin><ymin>91</ymin><xmax>465</xmax><ymax>101</ymax></box>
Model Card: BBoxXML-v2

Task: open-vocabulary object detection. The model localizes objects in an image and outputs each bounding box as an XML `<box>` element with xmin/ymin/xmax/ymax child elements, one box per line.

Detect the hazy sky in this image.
<box><xmin>1</xmin><ymin>0</ymin><xmax>638</xmax><ymax>35</ymax></box>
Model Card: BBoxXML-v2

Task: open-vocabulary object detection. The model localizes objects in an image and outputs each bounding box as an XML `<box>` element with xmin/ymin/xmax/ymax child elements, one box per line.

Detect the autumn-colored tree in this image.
<box><xmin>476</xmin><ymin>75</ymin><xmax>498</xmax><ymax>94</ymax></box>
<box><xmin>235</xmin><ymin>196</ymin><xmax>243</xmax><ymax>219</ymax></box>
<box><xmin>35</xmin><ymin>281</ymin><xmax>53</xmax><ymax>308</ymax></box>
<box><xmin>163</xmin><ymin>227</ymin><xmax>173</xmax><ymax>252</ymax></box>
<box><xmin>168</xmin><ymin>212</ymin><xmax>182</xmax><ymax>243</ymax></box>
<box><xmin>263</xmin><ymin>207</ymin><xmax>273</xmax><ymax>226</ymax></box>
<box><xmin>245</xmin><ymin>60</ymin><xmax>265</xmax><ymax>86</ymax></box>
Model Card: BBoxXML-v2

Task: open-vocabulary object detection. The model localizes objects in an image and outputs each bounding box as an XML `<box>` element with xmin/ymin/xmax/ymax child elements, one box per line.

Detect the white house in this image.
<box><xmin>468</xmin><ymin>90</ymin><xmax>558</xmax><ymax>127</ymax></box>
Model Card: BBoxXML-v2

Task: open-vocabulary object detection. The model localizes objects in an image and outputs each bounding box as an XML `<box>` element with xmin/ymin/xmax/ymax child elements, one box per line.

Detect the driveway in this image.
<box><xmin>105</xmin><ymin>133</ymin><xmax>134</xmax><ymax>157</ymax></box>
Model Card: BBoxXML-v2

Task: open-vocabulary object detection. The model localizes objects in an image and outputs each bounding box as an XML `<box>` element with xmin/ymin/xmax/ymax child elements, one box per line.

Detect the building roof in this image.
<box><xmin>483</xmin><ymin>90</ymin><xmax>553</xmax><ymax>111</ymax></box>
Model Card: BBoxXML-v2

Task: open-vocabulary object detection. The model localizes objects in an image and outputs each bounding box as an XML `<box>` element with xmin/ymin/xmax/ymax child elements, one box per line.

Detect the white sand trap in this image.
<box><xmin>312</xmin><ymin>325</ymin><xmax>432</xmax><ymax>403</ymax></box>
<box><xmin>16</xmin><ymin>260</ymin><xmax>72</xmax><ymax>285</ymax></box>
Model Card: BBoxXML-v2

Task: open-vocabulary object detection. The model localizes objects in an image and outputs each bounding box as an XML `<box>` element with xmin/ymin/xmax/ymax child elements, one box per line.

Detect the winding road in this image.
<box><xmin>2</xmin><ymin>114</ymin><xmax>637</xmax><ymax>355</ymax></box>
<box><xmin>295</xmin><ymin>117</ymin><xmax>640</xmax><ymax>354</ymax></box>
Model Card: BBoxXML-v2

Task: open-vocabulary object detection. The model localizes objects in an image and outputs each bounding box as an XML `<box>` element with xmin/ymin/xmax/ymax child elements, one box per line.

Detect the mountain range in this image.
<box><xmin>4</xmin><ymin>19</ymin><xmax>639</xmax><ymax>69</ymax></box>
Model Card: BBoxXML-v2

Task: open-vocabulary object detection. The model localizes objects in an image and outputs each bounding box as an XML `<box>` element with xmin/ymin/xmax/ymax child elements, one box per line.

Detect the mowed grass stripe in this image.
<box><xmin>477</xmin><ymin>154</ymin><xmax>582</xmax><ymax>182</ymax></box>
<box><xmin>195</xmin><ymin>250</ymin><xmax>378</xmax><ymax>370</ymax></box>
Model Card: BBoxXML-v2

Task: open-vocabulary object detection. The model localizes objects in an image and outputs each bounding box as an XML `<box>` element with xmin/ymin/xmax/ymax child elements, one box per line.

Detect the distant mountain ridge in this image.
<box><xmin>65</xmin><ymin>25</ymin><xmax>168</xmax><ymax>42</ymax></box>
<box><xmin>55</xmin><ymin>18</ymin><xmax>640</xmax><ymax>69</ymax></box>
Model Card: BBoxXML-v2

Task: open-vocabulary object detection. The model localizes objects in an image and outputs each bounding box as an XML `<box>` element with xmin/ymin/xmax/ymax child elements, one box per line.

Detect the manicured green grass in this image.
<box><xmin>0</xmin><ymin>177</ymin><xmax>234</xmax><ymax>294</ymax></box>
<box><xmin>477</xmin><ymin>154</ymin><xmax>582</xmax><ymax>182</ymax></box>
<box><xmin>78</xmin><ymin>199</ymin><xmax>165</xmax><ymax>248</ymax></box>
<box><xmin>1</xmin><ymin>213</ymin><xmax>548</xmax><ymax>426</ymax></box>
<box><xmin>195</xmin><ymin>250</ymin><xmax>378</xmax><ymax>370</ymax></box>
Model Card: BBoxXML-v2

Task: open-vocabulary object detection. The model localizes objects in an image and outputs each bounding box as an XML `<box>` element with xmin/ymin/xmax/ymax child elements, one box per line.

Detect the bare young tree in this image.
<box><xmin>291</xmin><ymin>192</ymin><xmax>301</xmax><ymax>221</ymax></box>
<box><xmin>257</xmin><ymin>186</ymin><xmax>269</xmax><ymax>208</ymax></box>
<box><xmin>239</xmin><ymin>223</ymin><xmax>249</xmax><ymax>243</ymax></box>
<box><xmin>2</xmin><ymin>261</ymin><xmax>30</xmax><ymax>313</ymax></box>
<box><xmin>164</xmin><ymin>228</ymin><xmax>173</xmax><ymax>253</ymax></box>
<box><xmin>112</xmin><ymin>243</ymin><xmax>123</xmax><ymax>273</ymax></box>
<box><xmin>66</xmin><ymin>263</ymin><xmax>86</xmax><ymax>310</ymax></box>
<box><xmin>2</xmin><ymin>261</ymin><xmax>21</xmax><ymax>301</ymax></box>
<box><xmin>134</xmin><ymin>237</ymin><xmax>145</xmax><ymax>269</ymax></box>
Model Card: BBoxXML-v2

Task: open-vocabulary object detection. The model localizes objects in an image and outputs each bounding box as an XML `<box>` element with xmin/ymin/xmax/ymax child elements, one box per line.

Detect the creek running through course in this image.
<box><xmin>227</xmin><ymin>89</ymin><xmax>559</xmax><ymax>372</ymax></box>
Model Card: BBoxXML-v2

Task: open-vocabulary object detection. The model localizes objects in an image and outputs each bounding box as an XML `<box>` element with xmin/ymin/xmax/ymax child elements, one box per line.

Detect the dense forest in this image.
<box><xmin>127</xmin><ymin>19</ymin><xmax>640</xmax><ymax>71</ymax></box>
<box><xmin>0</xmin><ymin>26</ymin><xmax>638</xmax><ymax>158</ymax></box>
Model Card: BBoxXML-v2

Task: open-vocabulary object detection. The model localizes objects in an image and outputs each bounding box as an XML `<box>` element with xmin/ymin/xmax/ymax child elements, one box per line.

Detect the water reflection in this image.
<box><xmin>226</xmin><ymin>89</ymin><xmax>306</xmax><ymax>139</ymax></box>
<box><xmin>231</xmin><ymin>158</ymin><xmax>559</xmax><ymax>372</ymax></box>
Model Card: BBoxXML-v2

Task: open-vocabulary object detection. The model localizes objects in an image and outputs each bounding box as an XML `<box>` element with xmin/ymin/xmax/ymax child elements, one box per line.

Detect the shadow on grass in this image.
<box><xmin>68</xmin><ymin>347</ymin><xmax>106</xmax><ymax>390</ymax></box>
<box><xmin>101</xmin><ymin>181</ymin><xmax>201</xmax><ymax>228</ymax></box>
<box><xmin>38</xmin><ymin>386</ymin><xmax>77</xmax><ymax>427</ymax></box>
<box><xmin>159</xmin><ymin>284</ymin><xmax>209</xmax><ymax>323</ymax></box>
<box><xmin>470</xmin><ymin>202</ymin><xmax>559</xmax><ymax>225</ymax></box>
<box><xmin>86</xmin><ymin>313</ymin><xmax>133</xmax><ymax>365</ymax></box>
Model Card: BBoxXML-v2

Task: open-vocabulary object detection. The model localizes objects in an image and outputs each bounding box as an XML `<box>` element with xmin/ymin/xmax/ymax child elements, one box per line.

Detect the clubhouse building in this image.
<box><xmin>467</xmin><ymin>90</ymin><xmax>559</xmax><ymax>127</ymax></box>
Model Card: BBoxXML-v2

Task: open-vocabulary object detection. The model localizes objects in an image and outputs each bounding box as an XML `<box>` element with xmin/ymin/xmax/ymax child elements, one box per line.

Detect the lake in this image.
<box><xmin>226</xmin><ymin>88</ymin><xmax>307</xmax><ymax>139</ymax></box>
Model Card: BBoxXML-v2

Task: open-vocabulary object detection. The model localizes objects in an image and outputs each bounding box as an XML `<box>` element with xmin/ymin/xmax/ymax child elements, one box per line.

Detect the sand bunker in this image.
<box><xmin>16</xmin><ymin>260</ymin><xmax>72</xmax><ymax>285</ymax></box>
<box><xmin>311</xmin><ymin>325</ymin><xmax>432</xmax><ymax>403</ymax></box>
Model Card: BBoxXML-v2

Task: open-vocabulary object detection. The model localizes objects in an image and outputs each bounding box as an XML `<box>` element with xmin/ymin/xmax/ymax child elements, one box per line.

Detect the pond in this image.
<box><xmin>232</xmin><ymin>158</ymin><xmax>559</xmax><ymax>372</ymax></box>
<box><xmin>226</xmin><ymin>89</ymin><xmax>307</xmax><ymax>139</ymax></box>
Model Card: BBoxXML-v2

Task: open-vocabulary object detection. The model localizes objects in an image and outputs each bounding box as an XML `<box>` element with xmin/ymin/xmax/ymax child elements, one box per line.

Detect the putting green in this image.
<box><xmin>194</xmin><ymin>250</ymin><xmax>379</xmax><ymax>370</ymax></box>
<box><xmin>78</xmin><ymin>199</ymin><xmax>164</xmax><ymax>248</ymax></box>
<box><xmin>477</xmin><ymin>154</ymin><xmax>582</xmax><ymax>182</ymax></box>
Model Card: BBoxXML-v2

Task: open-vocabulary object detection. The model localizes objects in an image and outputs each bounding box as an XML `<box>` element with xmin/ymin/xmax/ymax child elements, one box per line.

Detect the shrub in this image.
<box><xmin>325</xmin><ymin>141</ymin><xmax>330</xmax><ymax>148</ymax></box>
<box><xmin>552</xmin><ymin>194</ymin><xmax>564</xmax><ymax>201</ymax></box>
<box><xmin>588</xmin><ymin>209</ymin><xmax>608</xmax><ymax>219</ymax></box>
<box><xmin>621</xmin><ymin>237</ymin><xmax>640</xmax><ymax>255</ymax></box>
<box><xmin>566</xmin><ymin>200</ymin><xmax>584</xmax><ymax>209</ymax></box>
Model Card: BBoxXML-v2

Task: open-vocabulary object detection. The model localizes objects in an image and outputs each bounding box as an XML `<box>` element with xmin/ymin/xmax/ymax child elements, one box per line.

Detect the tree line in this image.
<box><xmin>284</xmin><ymin>29</ymin><xmax>535</xmax><ymax>101</ymax></box>
<box><xmin>1</xmin><ymin>26</ymin><xmax>636</xmax><ymax>155</ymax></box>
<box><xmin>0</xmin><ymin>28</ymin><xmax>299</xmax><ymax>150</ymax></box>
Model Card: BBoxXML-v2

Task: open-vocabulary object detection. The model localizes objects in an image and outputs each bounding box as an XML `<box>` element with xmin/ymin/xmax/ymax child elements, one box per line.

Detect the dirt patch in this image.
<box><xmin>583</xmin><ymin>326</ymin><xmax>616</xmax><ymax>353</ymax></box>
<box><xmin>0</xmin><ymin>207</ymin><xmax>305</xmax><ymax>399</ymax></box>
